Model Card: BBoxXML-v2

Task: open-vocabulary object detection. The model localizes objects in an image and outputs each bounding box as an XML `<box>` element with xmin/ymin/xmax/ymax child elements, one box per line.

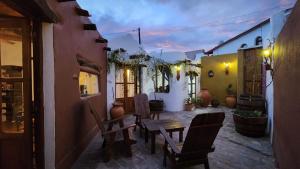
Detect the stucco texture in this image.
<box><xmin>273</xmin><ymin>1</ymin><xmax>300</xmax><ymax>169</ymax></box>
<box><xmin>201</xmin><ymin>54</ymin><xmax>238</xmax><ymax>104</ymax></box>
<box><xmin>46</xmin><ymin>1</ymin><xmax>107</xmax><ymax>169</ymax></box>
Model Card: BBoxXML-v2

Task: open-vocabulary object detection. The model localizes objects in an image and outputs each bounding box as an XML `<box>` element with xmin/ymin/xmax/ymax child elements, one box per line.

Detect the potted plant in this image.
<box><xmin>225</xmin><ymin>84</ymin><xmax>236</xmax><ymax>108</ymax></box>
<box><xmin>233</xmin><ymin>95</ymin><xmax>267</xmax><ymax>137</ymax></box>
<box><xmin>211</xmin><ymin>99</ymin><xmax>220</xmax><ymax>108</ymax></box>
<box><xmin>184</xmin><ymin>98</ymin><xmax>195</xmax><ymax>111</ymax></box>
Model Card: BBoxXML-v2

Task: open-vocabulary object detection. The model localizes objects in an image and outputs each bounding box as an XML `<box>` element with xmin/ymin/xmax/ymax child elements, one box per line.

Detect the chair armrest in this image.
<box><xmin>103</xmin><ymin>116</ymin><xmax>124</xmax><ymax>124</ymax></box>
<box><xmin>102</xmin><ymin>124</ymin><xmax>136</xmax><ymax>136</ymax></box>
<box><xmin>160</xmin><ymin>127</ymin><xmax>181</xmax><ymax>154</ymax></box>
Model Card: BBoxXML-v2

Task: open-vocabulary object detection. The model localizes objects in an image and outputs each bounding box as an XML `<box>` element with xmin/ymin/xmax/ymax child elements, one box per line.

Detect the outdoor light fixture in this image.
<box><xmin>175</xmin><ymin>65</ymin><xmax>181</xmax><ymax>81</ymax></box>
<box><xmin>262</xmin><ymin>48</ymin><xmax>273</xmax><ymax>71</ymax></box>
<box><xmin>223</xmin><ymin>62</ymin><xmax>231</xmax><ymax>75</ymax></box>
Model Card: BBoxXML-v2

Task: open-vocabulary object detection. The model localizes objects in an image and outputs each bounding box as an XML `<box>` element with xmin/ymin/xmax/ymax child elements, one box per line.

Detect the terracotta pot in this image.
<box><xmin>185</xmin><ymin>103</ymin><xmax>195</xmax><ymax>111</ymax></box>
<box><xmin>110</xmin><ymin>102</ymin><xmax>125</xmax><ymax>119</ymax></box>
<box><xmin>225</xmin><ymin>95</ymin><xmax>237</xmax><ymax>108</ymax></box>
<box><xmin>198</xmin><ymin>89</ymin><xmax>212</xmax><ymax>107</ymax></box>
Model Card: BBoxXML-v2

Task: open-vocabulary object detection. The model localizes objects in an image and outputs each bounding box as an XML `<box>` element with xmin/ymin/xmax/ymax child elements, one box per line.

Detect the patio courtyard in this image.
<box><xmin>72</xmin><ymin>107</ymin><xmax>275</xmax><ymax>169</ymax></box>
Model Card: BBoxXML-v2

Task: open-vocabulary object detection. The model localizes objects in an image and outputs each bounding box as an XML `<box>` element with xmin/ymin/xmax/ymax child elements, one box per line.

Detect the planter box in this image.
<box><xmin>149</xmin><ymin>100</ymin><xmax>164</xmax><ymax>111</ymax></box>
<box><xmin>233</xmin><ymin>114</ymin><xmax>267</xmax><ymax>137</ymax></box>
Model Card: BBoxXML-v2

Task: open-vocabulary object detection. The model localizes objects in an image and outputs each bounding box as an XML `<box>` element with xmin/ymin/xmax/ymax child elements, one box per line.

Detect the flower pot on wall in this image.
<box><xmin>225</xmin><ymin>95</ymin><xmax>236</xmax><ymax>108</ymax></box>
<box><xmin>198</xmin><ymin>89</ymin><xmax>212</xmax><ymax>107</ymax></box>
<box><xmin>110</xmin><ymin>102</ymin><xmax>125</xmax><ymax>119</ymax></box>
<box><xmin>149</xmin><ymin>100</ymin><xmax>164</xmax><ymax>111</ymax></box>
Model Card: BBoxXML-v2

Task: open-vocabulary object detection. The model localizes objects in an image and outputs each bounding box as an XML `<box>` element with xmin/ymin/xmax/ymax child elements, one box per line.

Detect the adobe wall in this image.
<box><xmin>46</xmin><ymin>1</ymin><xmax>107</xmax><ymax>168</ymax></box>
<box><xmin>273</xmin><ymin>1</ymin><xmax>300</xmax><ymax>168</ymax></box>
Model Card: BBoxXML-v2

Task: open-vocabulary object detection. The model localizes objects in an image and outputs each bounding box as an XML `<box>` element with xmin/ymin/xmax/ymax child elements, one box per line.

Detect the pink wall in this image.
<box><xmin>46</xmin><ymin>1</ymin><xmax>107</xmax><ymax>168</ymax></box>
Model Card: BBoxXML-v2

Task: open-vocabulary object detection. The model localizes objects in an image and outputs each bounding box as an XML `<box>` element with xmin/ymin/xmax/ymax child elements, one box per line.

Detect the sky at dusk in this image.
<box><xmin>77</xmin><ymin>0</ymin><xmax>297</xmax><ymax>52</ymax></box>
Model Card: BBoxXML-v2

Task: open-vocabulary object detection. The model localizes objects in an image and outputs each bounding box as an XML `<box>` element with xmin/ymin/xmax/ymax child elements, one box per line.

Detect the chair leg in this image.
<box><xmin>122</xmin><ymin>129</ymin><xmax>132</xmax><ymax>157</ymax></box>
<box><xmin>204</xmin><ymin>158</ymin><xmax>210</xmax><ymax>169</ymax></box>
<box><xmin>163</xmin><ymin>145</ymin><xmax>167</xmax><ymax>167</ymax></box>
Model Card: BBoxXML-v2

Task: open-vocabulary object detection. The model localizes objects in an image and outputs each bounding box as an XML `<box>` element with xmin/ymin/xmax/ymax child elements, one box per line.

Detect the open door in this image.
<box><xmin>0</xmin><ymin>17</ymin><xmax>33</xmax><ymax>169</ymax></box>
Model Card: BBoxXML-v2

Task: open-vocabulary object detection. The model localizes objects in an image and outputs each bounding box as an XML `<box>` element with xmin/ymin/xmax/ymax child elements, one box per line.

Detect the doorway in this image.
<box><xmin>0</xmin><ymin>5</ymin><xmax>34</xmax><ymax>169</ymax></box>
<box><xmin>241</xmin><ymin>48</ymin><xmax>265</xmax><ymax>96</ymax></box>
<box><xmin>115</xmin><ymin>66</ymin><xmax>141</xmax><ymax>113</ymax></box>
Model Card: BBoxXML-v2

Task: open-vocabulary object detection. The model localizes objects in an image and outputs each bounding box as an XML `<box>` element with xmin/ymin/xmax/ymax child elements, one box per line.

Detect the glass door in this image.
<box><xmin>0</xmin><ymin>17</ymin><xmax>32</xmax><ymax>169</ymax></box>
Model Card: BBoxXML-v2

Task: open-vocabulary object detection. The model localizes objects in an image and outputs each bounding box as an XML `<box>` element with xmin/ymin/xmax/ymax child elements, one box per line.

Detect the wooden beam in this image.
<box><xmin>95</xmin><ymin>38</ymin><xmax>108</xmax><ymax>43</ymax></box>
<box><xmin>83</xmin><ymin>24</ymin><xmax>97</xmax><ymax>30</ymax></box>
<box><xmin>103</xmin><ymin>47</ymin><xmax>111</xmax><ymax>51</ymax></box>
<box><xmin>57</xmin><ymin>0</ymin><xmax>76</xmax><ymax>2</ymax></box>
<box><xmin>75</xmin><ymin>7</ymin><xmax>90</xmax><ymax>17</ymax></box>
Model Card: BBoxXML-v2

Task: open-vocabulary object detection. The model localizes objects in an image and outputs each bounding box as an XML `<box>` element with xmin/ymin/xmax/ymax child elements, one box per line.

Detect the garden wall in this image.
<box><xmin>201</xmin><ymin>54</ymin><xmax>238</xmax><ymax>104</ymax></box>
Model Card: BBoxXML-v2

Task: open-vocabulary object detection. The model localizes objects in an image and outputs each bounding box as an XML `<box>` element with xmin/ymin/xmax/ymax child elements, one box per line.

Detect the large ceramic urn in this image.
<box><xmin>110</xmin><ymin>102</ymin><xmax>125</xmax><ymax>119</ymax></box>
<box><xmin>198</xmin><ymin>88</ymin><xmax>212</xmax><ymax>107</ymax></box>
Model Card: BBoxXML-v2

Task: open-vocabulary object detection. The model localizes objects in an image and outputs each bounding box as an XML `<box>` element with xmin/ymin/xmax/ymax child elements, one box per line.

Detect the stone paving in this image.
<box><xmin>72</xmin><ymin>107</ymin><xmax>275</xmax><ymax>169</ymax></box>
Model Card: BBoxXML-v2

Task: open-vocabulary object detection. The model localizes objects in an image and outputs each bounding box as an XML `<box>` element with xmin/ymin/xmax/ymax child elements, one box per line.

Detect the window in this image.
<box><xmin>188</xmin><ymin>75</ymin><xmax>197</xmax><ymax>99</ymax></box>
<box><xmin>240</xmin><ymin>43</ymin><xmax>248</xmax><ymax>49</ymax></box>
<box><xmin>79</xmin><ymin>71</ymin><xmax>99</xmax><ymax>97</ymax></box>
<box><xmin>255</xmin><ymin>36</ymin><xmax>262</xmax><ymax>46</ymax></box>
<box><xmin>155</xmin><ymin>65</ymin><xmax>170</xmax><ymax>93</ymax></box>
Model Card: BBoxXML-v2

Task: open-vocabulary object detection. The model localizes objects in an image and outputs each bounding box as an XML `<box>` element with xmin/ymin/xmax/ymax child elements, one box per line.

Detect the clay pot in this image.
<box><xmin>198</xmin><ymin>89</ymin><xmax>212</xmax><ymax>107</ymax></box>
<box><xmin>110</xmin><ymin>102</ymin><xmax>125</xmax><ymax>119</ymax></box>
<box><xmin>185</xmin><ymin>103</ymin><xmax>195</xmax><ymax>111</ymax></box>
<box><xmin>225</xmin><ymin>95</ymin><xmax>237</xmax><ymax>108</ymax></box>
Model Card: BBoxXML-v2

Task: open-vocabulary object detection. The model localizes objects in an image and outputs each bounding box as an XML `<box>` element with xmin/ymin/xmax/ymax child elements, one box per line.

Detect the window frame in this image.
<box><xmin>255</xmin><ymin>36</ymin><xmax>263</xmax><ymax>46</ymax></box>
<box><xmin>79</xmin><ymin>66</ymin><xmax>101</xmax><ymax>97</ymax></box>
<box><xmin>154</xmin><ymin>65</ymin><xmax>170</xmax><ymax>93</ymax></box>
<box><xmin>188</xmin><ymin>75</ymin><xmax>197</xmax><ymax>99</ymax></box>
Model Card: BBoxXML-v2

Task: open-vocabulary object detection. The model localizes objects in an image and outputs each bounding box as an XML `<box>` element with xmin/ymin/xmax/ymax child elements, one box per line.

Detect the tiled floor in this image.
<box><xmin>72</xmin><ymin>107</ymin><xmax>275</xmax><ymax>169</ymax></box>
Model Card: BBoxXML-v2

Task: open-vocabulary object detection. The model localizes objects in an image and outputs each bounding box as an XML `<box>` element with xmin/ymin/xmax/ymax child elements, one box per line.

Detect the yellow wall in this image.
<box><xmin>201</xmin><ymin>53</ymin><xmax>238</xmax><ymax>104</ymax></box>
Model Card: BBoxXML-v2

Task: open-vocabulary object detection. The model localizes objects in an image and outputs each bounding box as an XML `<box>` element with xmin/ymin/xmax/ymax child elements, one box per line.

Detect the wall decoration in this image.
<box><xmin>208</xmin><ymin>70</ymin><xmax>214</xmax><ymax>78</ymax></box>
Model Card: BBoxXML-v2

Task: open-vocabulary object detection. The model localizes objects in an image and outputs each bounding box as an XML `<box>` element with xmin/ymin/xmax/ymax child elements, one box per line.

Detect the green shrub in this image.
<box><xmin>234</xmin><ymin>109</ymin><xmax>263</xmax><ymax>117</ymax></box>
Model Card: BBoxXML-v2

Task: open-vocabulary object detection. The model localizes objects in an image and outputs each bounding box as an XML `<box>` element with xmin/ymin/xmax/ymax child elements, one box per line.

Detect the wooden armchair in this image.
<box><xmin>133</xmin><ymin>94</ymin><xmax>160</xmax><ymax>136</ymax></box>
<box><xmin>160</xmin><ymin>112</ymin><xmax>225</xmax><ymax>169</ymax></box>
<box><xmin>88</xmin><ymin>101</ymin><xmax>136</xmax><ymax>162</ymax></box>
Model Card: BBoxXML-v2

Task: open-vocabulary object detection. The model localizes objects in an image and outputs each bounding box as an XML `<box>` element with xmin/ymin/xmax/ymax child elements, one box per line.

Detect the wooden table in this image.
<box><xmin>143</xmin><ymin>119</ymin><xmax>185</xmax><ymax>154</ymax></box>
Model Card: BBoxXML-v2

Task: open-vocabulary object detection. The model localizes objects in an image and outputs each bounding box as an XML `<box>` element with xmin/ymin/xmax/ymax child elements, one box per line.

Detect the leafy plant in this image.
<box><xmin>184</xmin><ymin>98</ymin><xmax>193</xmax><ymax>104</ymax></box>
<box><xmin>226</xmin><ymin>84</ymin><xmax>236</xmax><ymax>96</ymax></box>
<box><xmin>234</xmin><ymin>109</ymin><xmax>263</xmax><ymax>118</ymax></box>
<box><xmin>211</xmin><ymin>99</ymin><xmax>220</xmax><ymax>107</ymax></box>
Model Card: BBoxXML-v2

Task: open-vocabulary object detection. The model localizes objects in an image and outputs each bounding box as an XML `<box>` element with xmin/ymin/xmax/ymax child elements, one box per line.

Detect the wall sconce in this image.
<box><xmin>223</xmin><ymin>62</ymin><xmax>231</xmax><ymax>75</ymax></box>
<box><xmin>262</xmin><ymin>48</ymin><xmax>273</xmax><ymax>71</ymax></box>
<box><xmin>175</xmin><ymin>65</ymin><xmax>181</xmax><ymax>81</ymax></box>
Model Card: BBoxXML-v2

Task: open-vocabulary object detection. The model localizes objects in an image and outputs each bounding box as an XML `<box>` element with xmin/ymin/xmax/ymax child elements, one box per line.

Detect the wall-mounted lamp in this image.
<box><xmin>262</xmin><ymin>48</ymin><xmax>273</xmax><ymax>71</ymax></box>
<box><xmin>223</xmin><ymin>62</ymin><xmax>231</xmax><ymax>75</ymax></box>
<box><xmin>175</xmin><ymin>65</ymin><xmax>181</xmax><ymax>81</ymax></box>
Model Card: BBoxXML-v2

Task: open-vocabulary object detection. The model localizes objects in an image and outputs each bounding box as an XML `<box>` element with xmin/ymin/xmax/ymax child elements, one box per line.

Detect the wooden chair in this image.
<box><xmin>133</xmin><ymin>93</ymin><xmax>160</xmax><ymax>136</ymax></box>
<box><xmin>88</xmin><ymin>101</ymin><xmax>136</xmax><ymax>162</ymax></box>
<box><xmin>160</xmin><ymin>112</ymin><xmax>225</xmax><ymax>169</ymax></box>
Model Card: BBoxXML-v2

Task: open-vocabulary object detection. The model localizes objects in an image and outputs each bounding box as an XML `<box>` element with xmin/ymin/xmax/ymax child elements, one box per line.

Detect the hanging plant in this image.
<box><xmin>185</xmin><ymin>70</ymin><xmax>199</xmax><ymax>77</ymax></box>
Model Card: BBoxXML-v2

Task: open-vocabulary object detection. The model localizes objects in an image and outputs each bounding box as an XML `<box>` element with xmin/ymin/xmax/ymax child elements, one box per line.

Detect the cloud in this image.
<box><xmin>78</xmin><ymin>0</ymin><xmax>297</xmax><ymax>52</ymax></box>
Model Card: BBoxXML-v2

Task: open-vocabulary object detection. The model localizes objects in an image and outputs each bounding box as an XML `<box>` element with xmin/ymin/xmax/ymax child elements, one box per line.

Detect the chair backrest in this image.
<box><xmin>180</xmin><ymin>112</ymin><xmax>225</xmax><ymax>160</ymax></box>
<box><xmin>88</xmin><ymin>101</ymin><xmax>106</xmax><ymax>133</ymax></box>
<box><xmin>134</xmin><ymin>93</ymin><xmax>151</xmax><ymax>119</ymax></box>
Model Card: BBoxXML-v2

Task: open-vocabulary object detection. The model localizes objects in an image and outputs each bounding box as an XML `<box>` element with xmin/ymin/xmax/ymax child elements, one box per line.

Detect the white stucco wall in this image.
<box><xmin>147</xmin><ymin>65</ymin><xmax>189</xmax><ymax>112</ymax></box>
<box><xmin>107</xmin><ymin>63</ymin><xmax>191</xmax><ymax>113</ymax></box>
<box><xmin>42</xmin><ymin>23</ymin><xmax>56</xmax><ymax>169</ymax></box>
<box><xmin>266</xmin><ymin>9</ymin><xmax>291</xmax><ymax>142</ymax></box>
<box><xmin>213</xmin><ymin>22</ymin><xmax>271</xmax><ymax>56</ymax></box>
<box><xmin>107</xmin><ymin>64</ymin><xmax>116</xmax><ymax>118</ymax></box>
